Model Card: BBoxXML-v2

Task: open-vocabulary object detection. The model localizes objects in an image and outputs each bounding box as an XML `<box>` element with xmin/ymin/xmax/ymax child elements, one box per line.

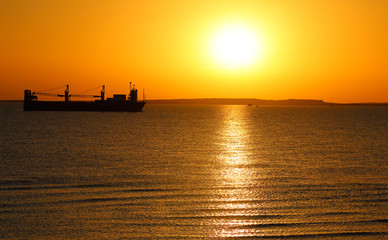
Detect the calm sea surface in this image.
<box><xmin>1</xmin><ymin>103</ymin><xmax>387</xmax><ymax>239</ymax></box>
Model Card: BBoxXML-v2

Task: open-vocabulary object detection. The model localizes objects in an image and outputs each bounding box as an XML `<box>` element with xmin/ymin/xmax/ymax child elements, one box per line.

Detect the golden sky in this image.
<box><xmin>1</xmin><ymin>0</ymin><xmax>387</xmax><ymax>102</ymax></box>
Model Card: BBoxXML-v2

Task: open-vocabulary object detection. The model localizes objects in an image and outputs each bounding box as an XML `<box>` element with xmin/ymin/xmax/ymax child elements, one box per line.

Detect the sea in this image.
<box><xmin>0</xmin><ymin>102</ymin><xmax>387</xmax><ymax>239</ymax></box>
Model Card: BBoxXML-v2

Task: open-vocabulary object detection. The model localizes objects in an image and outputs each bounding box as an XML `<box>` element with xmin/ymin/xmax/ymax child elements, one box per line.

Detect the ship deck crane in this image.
<box><xmin>32</xmin><ymin>85</ymin><xmax>105</xmax><ymax>101</ymax></box>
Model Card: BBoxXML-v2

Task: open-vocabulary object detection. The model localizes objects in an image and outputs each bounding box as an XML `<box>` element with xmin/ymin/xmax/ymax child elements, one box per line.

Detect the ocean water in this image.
<box><xmin>0</xmin><ymin>102</ymin><xmax>387</xmax><ymax>239</ymax></box>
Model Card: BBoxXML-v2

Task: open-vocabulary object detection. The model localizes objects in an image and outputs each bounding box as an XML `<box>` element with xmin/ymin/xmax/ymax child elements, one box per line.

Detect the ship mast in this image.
<box><xmin>129</xmin><ymin>81</ymin><xmax>138</xmax><ymax>102</ymax></box>
<box><xmin>101</xmin><ymin>85</ymin><xmax>105</xmax><ymax>101</ymax></box>
<box><xmin>64</xmin><ymin>85</ymin><xmax>69</xmax><ymax>102</ymax></box>
<box><xmin>129</xmin><ymin>82</ymin><xmax>132</xmax><ymax>101</ymax></box>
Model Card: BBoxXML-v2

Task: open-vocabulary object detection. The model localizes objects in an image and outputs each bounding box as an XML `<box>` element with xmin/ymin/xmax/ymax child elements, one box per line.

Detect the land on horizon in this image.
<box><xmin>2</xmin><ymin>98</ymin><xmax>388</xmax><ymax>106</ymax></box>
<box><xmin>141</xmin><ymin>98</ymin><xmax>388</xmax><ymax>106</ymax></box>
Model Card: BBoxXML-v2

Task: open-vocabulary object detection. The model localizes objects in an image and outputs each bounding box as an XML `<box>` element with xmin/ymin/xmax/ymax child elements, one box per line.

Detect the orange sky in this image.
<box><xmin>1</xmin><ymin>0</ymin><xmax>387</xmax><ymax>102</ymax></box>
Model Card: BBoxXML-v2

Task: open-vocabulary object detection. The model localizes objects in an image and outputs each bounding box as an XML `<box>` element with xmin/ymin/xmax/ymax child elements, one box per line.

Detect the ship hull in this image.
<box><xmin>24</xmin><ymin>100</ymin><xmax>146</xmax><ymax>112</ymax></box>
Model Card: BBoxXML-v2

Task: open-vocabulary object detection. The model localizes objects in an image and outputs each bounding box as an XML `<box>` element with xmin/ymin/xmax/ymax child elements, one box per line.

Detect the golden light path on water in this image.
<box><xmin>212</xmin><ymin>106</ymin><xmax>267</xmax><ymax>238</ymax></box>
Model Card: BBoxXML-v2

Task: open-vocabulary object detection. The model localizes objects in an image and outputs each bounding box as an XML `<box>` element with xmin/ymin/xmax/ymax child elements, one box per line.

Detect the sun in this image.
<box><xmin>210</xmin><ymin>24</ymin><xmax>263</xmax><ymax>69</ymax></box>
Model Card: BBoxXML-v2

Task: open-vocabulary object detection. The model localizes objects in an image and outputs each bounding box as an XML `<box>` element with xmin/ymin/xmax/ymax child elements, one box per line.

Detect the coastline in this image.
<box><xmin>2</xmin><ymin>99</ymin><xmax>388</xmax><ymax>106</ymax></box>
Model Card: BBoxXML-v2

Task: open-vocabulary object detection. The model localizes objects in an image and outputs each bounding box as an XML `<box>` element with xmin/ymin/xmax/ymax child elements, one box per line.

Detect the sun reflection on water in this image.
<box><xmin>211</xmin><ymin>105</ymin><xmax>267</xmax><ymax>237</ymax></box>
<box><xmin>219</xmin><ymin>107</ymin><xmax>249</xmax><ymax>166</ymax></box>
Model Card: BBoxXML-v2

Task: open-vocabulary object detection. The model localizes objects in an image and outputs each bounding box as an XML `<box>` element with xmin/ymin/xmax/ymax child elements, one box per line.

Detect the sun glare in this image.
<box><xmin>210</xmin><ymin>24</ymin><xmax>263</xmax><ymax>69</ymax></box>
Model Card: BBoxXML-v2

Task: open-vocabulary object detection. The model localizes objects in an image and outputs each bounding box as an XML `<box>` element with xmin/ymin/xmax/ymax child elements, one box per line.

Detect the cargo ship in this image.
<box><xmin>24</xmin><ymin>83</ymin><xmax>146</xmax><ymax>112</ymax></box>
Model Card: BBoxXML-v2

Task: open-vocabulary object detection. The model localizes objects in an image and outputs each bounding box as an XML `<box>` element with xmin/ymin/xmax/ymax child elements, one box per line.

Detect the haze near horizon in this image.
<box><xmin>1</xmin><ymin>0</ymin><xmax>387</xmax><ymax>103</ymax></box>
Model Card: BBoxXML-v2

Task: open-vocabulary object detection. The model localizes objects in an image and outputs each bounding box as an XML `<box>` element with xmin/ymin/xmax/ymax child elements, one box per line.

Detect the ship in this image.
<box><xmin>24</xmin><ymin>83</ymin><xmax>146</xmax><ymax>112</ymax></box>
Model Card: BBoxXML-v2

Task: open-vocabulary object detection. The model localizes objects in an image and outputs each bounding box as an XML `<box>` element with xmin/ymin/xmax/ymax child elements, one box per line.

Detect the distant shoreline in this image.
<box><xmin>0</xmin><ymin>100</ymin><xmax>23</xmax><ymax>103</ymax></box>
<box><xmin>1</xmin><ymin>99</ymin><xmax>388</xmax><ymax>106</ymax></box>
<box><xmin>148</xmin><ymin>99</ymin><xmax>388</xmax><ymax>106</ymax></box>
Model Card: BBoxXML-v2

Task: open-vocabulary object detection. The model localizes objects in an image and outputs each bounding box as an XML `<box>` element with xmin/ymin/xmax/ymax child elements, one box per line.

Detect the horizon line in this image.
<box><xmin>2</xmin><ymin>98</ymin><xmax>388</xmax><ymax>105</ymax></box>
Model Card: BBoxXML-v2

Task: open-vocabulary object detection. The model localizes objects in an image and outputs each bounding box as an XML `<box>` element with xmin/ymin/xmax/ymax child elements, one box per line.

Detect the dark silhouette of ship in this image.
<box><xmin>24</xmin><ymin>83</ymin><xmax>146</xmax><ymax>112</ymax></box>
